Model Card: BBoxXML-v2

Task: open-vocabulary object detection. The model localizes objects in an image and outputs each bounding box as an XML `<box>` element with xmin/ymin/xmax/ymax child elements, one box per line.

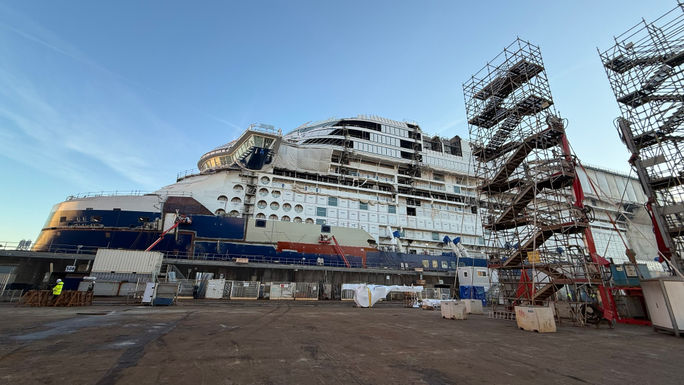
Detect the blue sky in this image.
<box><xmin>0</xmin><ymin>0</ymin><xmax>676</xmax><ymax>243</ymax></box>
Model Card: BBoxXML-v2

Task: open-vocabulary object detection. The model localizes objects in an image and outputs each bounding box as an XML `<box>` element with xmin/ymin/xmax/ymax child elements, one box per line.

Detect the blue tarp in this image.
<box><xmin>459</xmin><ymin>285</ymin><xmax>486</xmax><ymax>306</ymax></box>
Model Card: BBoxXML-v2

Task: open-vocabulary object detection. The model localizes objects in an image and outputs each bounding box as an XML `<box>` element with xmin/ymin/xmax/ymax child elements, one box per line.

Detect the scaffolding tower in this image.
<box><xmin>464</xmin><ymin>38</ymin><xmax>616</xmax><ymax>325</ymax></box>
<box><xmin>599</xmin><ymin>4</ymin><xmax>684</xmax><ymax>272</ymax></box>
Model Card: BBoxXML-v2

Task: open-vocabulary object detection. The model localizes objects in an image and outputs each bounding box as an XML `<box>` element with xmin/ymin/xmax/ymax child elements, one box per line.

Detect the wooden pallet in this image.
<box><xmin>21</xmin><ymin>290</ymin><xmax>94</xmax><ymax>307</ymax></box>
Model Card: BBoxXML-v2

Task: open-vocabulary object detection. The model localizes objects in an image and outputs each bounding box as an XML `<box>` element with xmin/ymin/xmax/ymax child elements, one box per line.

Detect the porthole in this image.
<box><xmin>305</xmin><ymin>218</ymin><xmax>314</xmax><ymax>224</ymax></box>
<box><xmin>294</xmin><ymin>204</ymin><xmax>303</xmax><ymax>213</ymax></box>
<box><xmin>269</xmin><ymin>214</ymin><xmax>278</xmax><ymax>221</ymax></box>
<box><xmin>217</xmin><ymin>195</ymin><xmax>228</xmax><ymax>202</ymax></box>
<box><xmin>294</xmin><ymin>217</ymin><xmax>302</xmax><ymax>223</ymax></box>
<box><xmin>272</xmin><ymin>190</ymin><xmax>281</xmax><ymax>198</ymax></box>
<box><xmin>215</xmin><ymin>209</ymin><xmax>226</xmax><ymax>215</ymax></box>
<box><xmin>257</xmin><ymin>200</ymin><xmax>267</xmax><ymax>209</ymax></box>
<box><xmin>229</xmin><ymin>210</ymin><xmax>240</xmax><ymax>217</ymax></box>
<box><xmin>233</xmin><ymin>184</ymin><xmax>244</xmax><ymax>193</ymax></box>
<box><xmin>261</xmin><ymin>176</ymin><xmax>270</xmax><ymax>185</ymax></box>
<box><xmin>282</xmin><ymin>216</ymin><xmax>291</xmax><ymax>222</ymax></box>
<box><xmin>259</xmin><ymin>188</ymin><xmax>268</xmax><ymax>196</ymax></box>
<box><xmin>270</xmin><ymin>202</ymin><xmax>280</xmax><ymax>210</ymax></box>
<box><xmin>283</xmin><ymin>203</ymin><xmax>292</xmax><ymax>212</ymax></box>
<box><xmin>231</xmin><ymin>197</ymin><xmax>241</xmax><ymax>205</ymax></box>
<box><xmin>256</xmin><ymin>213</ymin><xmax>266</xmax><ymax>219</ymax></box>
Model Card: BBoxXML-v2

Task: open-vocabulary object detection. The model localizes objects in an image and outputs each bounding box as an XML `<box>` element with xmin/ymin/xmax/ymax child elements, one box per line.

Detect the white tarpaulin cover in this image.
<box><xmin>273</xmin><ymin>144</ymin><xmax>332</xmax><ymax>173</ymax></box>
<box><xmin>353</xmin><ymin>284</ymin><xmax>423</xmax><ymax>308</ymax></box>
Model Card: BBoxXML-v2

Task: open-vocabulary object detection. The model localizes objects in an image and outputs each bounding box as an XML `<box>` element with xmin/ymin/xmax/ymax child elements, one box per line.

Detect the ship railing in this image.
<box><xmin>66</xmin><ymin>190</ymin><xmax>153</xmax><ymax>200</ymax></box>
<box><xmin>176</xmin><ymin>168</ymin><xmax>201</xmax><ymax>180</ymax></box>
<box><xmin>18</xmin><ymin>242</ymin><xmax>455</xmax><ymax>272</ymax></box>
<box><xmin>65</xmin><ymin>190</ymin><xmax>194</xmax><ymax>200</ymax></box>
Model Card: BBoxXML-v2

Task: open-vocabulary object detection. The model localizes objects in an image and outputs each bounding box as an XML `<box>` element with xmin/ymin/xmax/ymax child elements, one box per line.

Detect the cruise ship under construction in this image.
<box><xmin>13</xmin><ymin>112</ymin><xmax>659</xmax><ymax>280</ymax></box>
<box><xmin>0</xmin><ymin>35</ymin><xmax>671</xmax><ymax>312</ymax></box>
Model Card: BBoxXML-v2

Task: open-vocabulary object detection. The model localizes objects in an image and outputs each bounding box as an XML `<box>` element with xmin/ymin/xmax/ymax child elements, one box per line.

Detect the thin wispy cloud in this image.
<box><xmin>0</xmin><ymin>5</ymin><xmax>241</xmax><ymax>190</ymax></box>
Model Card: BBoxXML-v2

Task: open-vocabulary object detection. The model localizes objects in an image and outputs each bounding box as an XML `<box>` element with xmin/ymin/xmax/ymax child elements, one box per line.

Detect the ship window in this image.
<box><xmin>86</xmin><ymin>207</ymin><xmax>93</xmax><ymax>211</ymax></box>
<box><xmin>93</xmin><ymin>216</ymin><xmax>102</xmax><ymax>222</ymax></box>
<box><xmin>328</xmin><ymin>197</ymin><xmax>338</xmax><ymax>206</ymax></box>
<box><xmin>269</xmin><ymin>214</ymin><xmax>278</xmax><ymax>221</ymax></box>
<box><xmin>215</xmin><ymin>209</ymin><xmax>226</xmax><ymax>215</ymax></box>
<box><xmin>294</xmin><ymin>217</ymin><xmax>302</xmax><ymax>223</ymax></box>
<box><xmin>282</xmin><ymin>216</ymin><xmax>291</xmax><ymax>222</ymax></box>
<box><xmin>295</xmin><ymin>204</ymin><xmax>303</xmax><ymax>213</ymax></box>
<box><xmin>259</xmin><ymin>188</ymin><xmax>268</xmax><ymax>196</ymax></box>
<box><xmin>432</xmin><ymin>260</ymin><xmax>438</xmax><ymax>268</ymax></box>
<box><xmin>478</xmin><ymin>271</ymin><xmax>487</xmax><ymax>277</ymax></box>
<box><xmin>407</xmin><ymin>207</ymin><xmax>416</xmax><ymax>216</ymax></box>
<box><xmin>272</xmin><ymin>190</ymin><xmax>281</xmax><ymax>198</ymax></box>
<box><xmin>441</xmin><ymin>261</ymin><xmax>448</xmax><ymax>269</ymax></box>
<box><xmin>218</xmin><ymin>195</ymin><xmax>228</xmax><ymax>202</ymax></box>
<box><xmin>229</xmin><ymin>210</ymin><xmax>240</xmax><ymax>217</ymax></box>
<box><xmin>255</xmin><ymin>219</ymin><xmax>266</xmax><ymax>228</ymax></box>
<box><xmin>257</xmin><ymin>200</ymin><xmax>267</xmax><ymax>209</ymax></box>
<box><xmin>316</xmin><ymin>207</ymin><xmax>327</xmax><ymax>216</ymax></box>
<box><xmin>453</xmin><ymin>186</ymin><xmax>461</xmax><ymax>194</ymax></box>
<box><xmin>359</xmin><ymin>202</ymin><xmax>368</xmax><ymax>210</ymax></box>
<box><xmin>59</xmin><ymin>216</ymin><xmax>66</xmax><ymax>223</ymax></box>
<box><xmin>432</xmin><ymin>232</ymin><xmax>439</xmax><ymax>241</ymax></box>
<box><xmin>388</xmin><ymin>205</ymin><xmax>396</xmax><ymax>214</ymax></box>
<box><xmin>471</xmin><ymin>206</ymin><xmax>477</xmax><ymax>214</ymax></box>
<box><xmin>233</xmin><ymin>185</ymin><xmax>244</xmax><ymax>193</ymax></box>
<box><xmin>270</xmin><ymin>202</ymin><xmax>280</xmax><ymax>210</ymax></box>
<box><xmin>321</xmin><ymin>225</ymin><xmax>331</xmax><ymax>233</ymax></box>
<box><xmin>283</xmin><ymin>203</ymin><xmax>292</xmax><ymax>212</ymax></box>
<box><xmin>422</xmin><ymin>260</ymin><xmax>429</xmax><ymax>268</ymax></box>
<box><xmin>434</xmin><ymin>173</ymin><xmax>444</xmax><ymax>181</ymax></box>
<box><xmin>256</xmin><ymin>213</ymin><xmax>266</xmax><ymax>219</ymax></box>
<box><xmin>315</xmin><ymin>219</ymin><xmax>325</xmax><ymax>225</ymax></box>
<box><xmin>231</xmin><ymin>197</ymin><xmax>241</xmax><ymax>205</ymax></box>
<box><xmin>113</xmin><ymin>208</ymin><xmax>121</xmax><ymax>211</ymax></box>
<box><xmin>305</xmin><ymin>218</ymin><xmax>314</xmax><ymax>224</ymax></box>
<box><xmin>261</xmin><ymin>176</ymin><xmax>270</xmax><ymax>185</ymax></box>
<box><xmin>406</xmin><ymin>198</ymin><xmax>420</xmax><ymax>206</ymax></box>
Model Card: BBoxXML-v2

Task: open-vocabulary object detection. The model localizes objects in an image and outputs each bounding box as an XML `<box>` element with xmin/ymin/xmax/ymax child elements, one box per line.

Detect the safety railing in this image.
<box><xmin>14</xmin><ymin>242</ymin><xmax>457</xmax><ymax>273</ymax></box>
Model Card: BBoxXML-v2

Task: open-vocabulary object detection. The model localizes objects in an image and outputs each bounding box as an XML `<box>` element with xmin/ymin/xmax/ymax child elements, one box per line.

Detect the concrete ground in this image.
<box><xmin>0</xmin><ymin>301</ymin><xmax>681</xmax><ymax>385</ymax></box>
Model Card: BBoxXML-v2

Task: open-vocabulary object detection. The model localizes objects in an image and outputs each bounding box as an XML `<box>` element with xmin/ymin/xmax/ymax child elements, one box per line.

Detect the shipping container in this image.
<box><xmin>92</xmin><ymin>249</ymin><xmax>163</xmax><ymax>275</ymax></box>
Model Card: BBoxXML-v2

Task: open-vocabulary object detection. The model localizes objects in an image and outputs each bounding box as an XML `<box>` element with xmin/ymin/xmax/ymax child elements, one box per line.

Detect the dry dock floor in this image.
<box><xmin>0</xmin><ymin>301</ymin><xmax>682</xmax><ymax>385</ymax></box>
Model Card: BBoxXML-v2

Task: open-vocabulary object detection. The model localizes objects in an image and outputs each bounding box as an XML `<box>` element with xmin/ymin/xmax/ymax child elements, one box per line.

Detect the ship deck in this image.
<box><xmin>0</xmin><ymin>301</ymin><xmax>681</xmax><ymax>385</ymax></box>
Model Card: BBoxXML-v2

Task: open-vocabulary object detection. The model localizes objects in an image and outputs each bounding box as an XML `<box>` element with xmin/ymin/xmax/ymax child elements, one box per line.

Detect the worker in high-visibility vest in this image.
<box><xmin>51</xmin><ymin>279</ymin><xmax>64</xmax><ymax>304</ymax></box>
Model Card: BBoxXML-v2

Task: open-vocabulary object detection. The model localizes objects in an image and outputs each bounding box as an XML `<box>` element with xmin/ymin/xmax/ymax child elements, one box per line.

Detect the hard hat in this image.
<box><xmin>56</xmin><ymin>279</ymin><xmax>62</xmax><ymax>283</ymax></box>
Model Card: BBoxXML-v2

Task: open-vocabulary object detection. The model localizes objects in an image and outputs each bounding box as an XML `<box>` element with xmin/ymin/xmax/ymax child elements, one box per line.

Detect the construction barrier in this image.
<box><xmin>269</xmin><ymin>282</ymin><xmax>296</xmax><ymax>300</ymax></box>
<box><xmin>230</xmin><ymin>281</ymin><xmax>260</xmax><ymax>300</ymax></box>
<box><xmin>295</xmin><ymin>282</ymin><xmax>318</xmax><ymax>300</ymax></box>
<box><xmin>21</xmin><ymin>290</ymin><xmax>93</xmax><ymax>307</ymax></box>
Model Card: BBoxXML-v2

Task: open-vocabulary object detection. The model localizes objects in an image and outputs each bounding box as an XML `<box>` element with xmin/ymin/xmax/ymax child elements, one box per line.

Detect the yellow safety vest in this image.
<box><xmin>52</xmin><ymin>282</ymin><xmax>64</xmax><ymax>295</ymax></box>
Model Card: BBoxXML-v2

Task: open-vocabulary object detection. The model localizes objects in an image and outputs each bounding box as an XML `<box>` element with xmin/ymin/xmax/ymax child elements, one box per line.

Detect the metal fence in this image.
<box><xmin>230</xmin><ymin>281</ymin><xmax>260</xmax><ymax>299</ymax></box>
<box><xmin>0</xmin><ymin>289</ymin><xmax>24</xmax><ymax>302</ymax></box>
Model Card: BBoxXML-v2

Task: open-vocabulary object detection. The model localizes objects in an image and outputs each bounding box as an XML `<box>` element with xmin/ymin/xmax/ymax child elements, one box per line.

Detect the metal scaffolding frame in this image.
<box><xmin>465</xmin><ymin>38</ymin><xmax>616</xmax><ymax>325</ymax></box>
<box><xmin>599</xmin><ymin>4</ymin><xmax>684</xmax><ymax>272</ymax></box>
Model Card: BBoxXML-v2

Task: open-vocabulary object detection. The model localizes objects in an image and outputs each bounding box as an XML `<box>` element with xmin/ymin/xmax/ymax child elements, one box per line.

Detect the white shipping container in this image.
<box><xmin>92</xmin><ymin>249</ymin><xmax>164</xmax><ymax>275</ymax></box>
